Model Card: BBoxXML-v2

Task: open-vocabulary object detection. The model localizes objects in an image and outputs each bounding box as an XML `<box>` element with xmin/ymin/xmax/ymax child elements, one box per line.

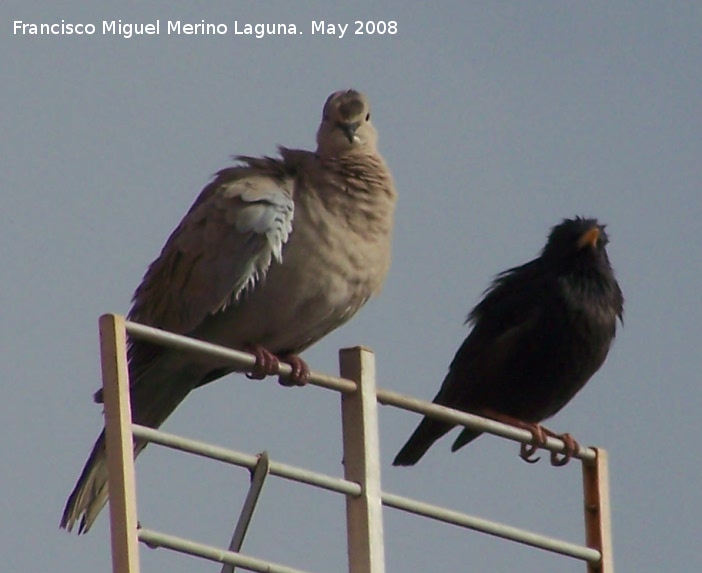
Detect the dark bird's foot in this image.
<box><xmin>520</xmin><ymin>425</ymin><xmax>580</xmax><ymax>466</ymax></box>
<box><xmin>278</xmin><ymin>354</ymin><xmax>310</xmax><ymax>387</ymax></box>
<box><xmin>541</xmin><ymin>429</ymin><xmax>580</xmax><ymax>467</ymax></box>
<box><xmin>477</xmin><ymin>409</ymin><xmax>550</xmax><ymax>464</ymax></box>
<box><xmin>246</xmin><ymin>345</ymin><xmax>281</xmax><ymax>380</ymax></box>
<box><xmin>518</xmin><ymin>424</ymin><xmax>547</xmax><ymax>464</ymax></box>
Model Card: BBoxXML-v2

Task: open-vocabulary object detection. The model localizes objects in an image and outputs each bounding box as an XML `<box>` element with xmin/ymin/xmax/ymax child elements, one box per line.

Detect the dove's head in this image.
<box><xmin>316</xmin><ymin>89</ymin><xmax>378</xmax><ymax>157</ymax></box>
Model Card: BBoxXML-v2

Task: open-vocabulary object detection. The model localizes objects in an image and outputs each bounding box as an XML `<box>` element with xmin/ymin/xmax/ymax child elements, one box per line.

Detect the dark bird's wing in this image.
<box><xmin>393</xmin><ymin>259</ymin><xmax>548</xmax><ymax>466</ymax></box>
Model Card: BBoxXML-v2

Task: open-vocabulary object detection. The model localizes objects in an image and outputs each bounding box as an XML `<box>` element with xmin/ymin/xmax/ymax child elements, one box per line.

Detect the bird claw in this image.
<box><xmin>518</xmin><ymin>425</ymin><xmax>580</xmax><ymax>467</ymax></box>
<box><xmin>475</xmin><ymin>409</ymin><xmax>578</xmax><ymax>467</ymax></box>
<box><xmin>278</xmin><ymin>354</ymin><xmax>310</xmax><ymax>387</ymax></box>
<box><xmin>548</xmin><ymin>432</ymin><xmax>579</xmax><ymax>467</ymax></box>
<box><xmin>519</xmin><ymin>442</ymin><xmax>541</xmax><ymax>464</ymax></box>
<box><xmin>246</xmin><ymin>345</ymin><xmax>280</xmax><ymax>380</ymax></box>
<box><xmin>518</xmin><ymin>423</ymin><xmax>547</xmax><ymax>464</ymax></box>
<box><xmin>519</xmin><ymin>424</ymin><xmax>580</xmax><ymax>468</ymax></box>
<box><xmin>245</xmin><ymin>347</ymin><xmax>310</xmax><ymax>386</ymax></box>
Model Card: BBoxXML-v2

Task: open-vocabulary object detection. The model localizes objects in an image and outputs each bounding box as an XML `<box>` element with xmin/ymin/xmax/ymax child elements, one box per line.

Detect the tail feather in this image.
<box><xmin>451</xmin><ymin>427</ymin><xmax>483</xmax><ymax>452</ymax></box>
<box><xmin>392</xmin><ymin>418</ymin><xmax>454</xmax><ymax>466</ymax></box>
<box><xmin>60</xmin><ymin>357</ymin><xmax>204</xmax><ymax>533</ymax></box>
<box><xmin>60</xmin><ymin>431</ymin><xmax>110</xmax><ymax>533</ymax></box>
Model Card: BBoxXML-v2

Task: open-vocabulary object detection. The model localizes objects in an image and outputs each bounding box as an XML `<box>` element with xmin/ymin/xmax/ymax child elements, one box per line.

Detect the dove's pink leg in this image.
<box><xmin>278</xmin><ymin>354</ymin><xmax>311</xmax><ymax>387</ymax></box>
<box><xmin>245</xmin><ymin>346</ymin><xmax>310</xmax><ymax>387</ymax></box>
<box><xmin>245</xmin><ymin>345</ymin><xmax>280</xmax><ymax>380</ymax></box>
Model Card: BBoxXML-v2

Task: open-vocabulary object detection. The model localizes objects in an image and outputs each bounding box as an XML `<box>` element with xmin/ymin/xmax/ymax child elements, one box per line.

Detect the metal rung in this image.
<box><xmin>126</xmin><ymin>319</ymin><xmax>595</xmax><ymax>462</ymax></box>
<box><xmin>376</xmin><ymin>388</ymin><xmax>597</xmax><ymax>462</ymax></box>
<box><xmin>382</xmin><ymin>491</ymin><xmax>601</xmax><ymax>562</ymax></box>
<box><xmin>124</xmin><ymin>320</ymin><xmax>356</xmax><ymax>393</ymax></box>
<box><xmin>132</xmin><ymin>424</ymin><xmax>599</xmax><ymax>563</ymax></box>
<box><xmin>138</xmin><ymin>528</ymin><xmax>314</xmax><ymax>573</ymax></box>
<box><xmin>132</xmin><ymin>424</ymin><xmax>361</xmax><ymax>497</ymax></box>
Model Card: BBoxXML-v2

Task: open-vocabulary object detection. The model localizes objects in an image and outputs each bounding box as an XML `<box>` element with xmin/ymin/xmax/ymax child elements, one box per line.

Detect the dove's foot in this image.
<box><xmin>277</xmin><ymin>354</ymin><xmax>310</xmax><ymax>387</ymax></box>
<box><xmin>246</xmin><ymin>345</ymin><xmax>280</xmax><ymax>380</ymax></box>
<box><xmin>244</xmin><ymin>346</ymin><xmax>310</xmax><ymax>387</ymax></box>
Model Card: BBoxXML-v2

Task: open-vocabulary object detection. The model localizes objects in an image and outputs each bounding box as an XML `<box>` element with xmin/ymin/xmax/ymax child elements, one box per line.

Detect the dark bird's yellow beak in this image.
<box><xmin>577</xmin><ymin>227</ymin><xmax>600</xmax><ymax>249</ymax></box>
<box><xmin>337</xmin><ymin>121</ymin><xmax>361</xmax><ymax>143</ymax></box>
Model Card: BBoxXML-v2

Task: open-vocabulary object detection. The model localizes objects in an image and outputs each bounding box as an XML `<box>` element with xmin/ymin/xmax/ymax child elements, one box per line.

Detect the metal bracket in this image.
<box><xmin>220</xmin><ymin>450</ymin><xmax>271</xmax><ymax>573</ymax></box>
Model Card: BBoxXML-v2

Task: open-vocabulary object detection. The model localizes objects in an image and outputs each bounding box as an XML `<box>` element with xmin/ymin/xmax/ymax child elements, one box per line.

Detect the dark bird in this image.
<box><xmin>61</xmin><ymin>90</ymin><xmax>396</xmax><ymax>533</ymax></box>
<box><xmin>393</xmin><ymin>217</ymin><xmax>623</xmax><ymax>467</ymax></box>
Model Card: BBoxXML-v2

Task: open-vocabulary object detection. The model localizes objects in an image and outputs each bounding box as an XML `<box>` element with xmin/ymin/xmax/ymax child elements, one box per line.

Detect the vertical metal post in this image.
<box><xmin>100</xmin><ymin>313</ymin><xmax>141</xmax><ymax>573</ymax></box>
<box><xmin>583</xmin><ymin>448</ymin><xmax>614</xmax><ymax>573</ymax></box>
<box><xmin>339</xmin><ymin>347</ymin><xmax>385</xmax><ymax>573</ymax></box>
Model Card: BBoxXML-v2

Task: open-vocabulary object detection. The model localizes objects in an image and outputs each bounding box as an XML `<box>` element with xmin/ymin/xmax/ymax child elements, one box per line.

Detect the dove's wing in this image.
<box><xmin>129</xmin><ymin>164</ymin><xmax>295</xmax><ymax>335</ymax></box>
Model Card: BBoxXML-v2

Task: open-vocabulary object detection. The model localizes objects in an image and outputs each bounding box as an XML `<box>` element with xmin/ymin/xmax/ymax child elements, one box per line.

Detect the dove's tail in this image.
<box><xmin>60</xmin><ymin>360</ymin><xmax>200</xmax><ymax>534</ymax></box>
<box><xmin>60</xmin><ymin>428</ymin><xmax>128</xmax><ymax>534</ymax></box>
<box><xmin>393</xmin><ymin>417</ymin><xmax>456</xmax><ymax>466</ymax></box>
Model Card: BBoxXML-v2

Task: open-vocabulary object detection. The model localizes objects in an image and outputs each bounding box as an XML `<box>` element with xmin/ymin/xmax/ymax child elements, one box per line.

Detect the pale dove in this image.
<box><xmin>61</xmin><ymin>89</ymin><xmax>396</xmax><ymax>533</ymax></box>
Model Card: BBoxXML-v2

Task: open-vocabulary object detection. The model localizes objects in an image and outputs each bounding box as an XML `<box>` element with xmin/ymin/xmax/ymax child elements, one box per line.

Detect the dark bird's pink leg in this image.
<box><xmin>518</xmin><ymin>425</ymin><xmax>547</xmax><ymax>464</ymax></box>
<box><xmin>477</xmin><ymin>409</ymin><xmax>549</xmax><ymax>464</ymax></box>
<box><xmin>539</xmin><ymin>428</ymin><xmax>580</xmax><ymax>467</ymax></box>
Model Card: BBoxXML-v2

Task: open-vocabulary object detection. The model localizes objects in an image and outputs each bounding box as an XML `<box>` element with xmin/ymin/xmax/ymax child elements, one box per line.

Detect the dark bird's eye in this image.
<box><xmin>365</xmin><ymin>113</ymin><xmax>370</xmax><ymax>121</ymax></box>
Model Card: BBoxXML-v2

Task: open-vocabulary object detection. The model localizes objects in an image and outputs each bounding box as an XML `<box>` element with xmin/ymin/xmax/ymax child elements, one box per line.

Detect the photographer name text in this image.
<box><xmin>13</xmin><ymin>19</ymin><xmax>398</xmax><ymax>39</ymax></box>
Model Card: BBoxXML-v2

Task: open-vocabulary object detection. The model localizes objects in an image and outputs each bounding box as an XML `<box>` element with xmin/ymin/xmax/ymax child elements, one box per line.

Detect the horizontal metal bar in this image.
<box><xmin>124</xmin><ymin>320</ymin><xmax>357</xmax><ymax>393</ymax></box>
<box><xmin>381</xmin><ymin>491</ymin><xmax>601</xmax><ymax>563</ymax></box>
<box><xmin>376</xmin><ymin>388</ymin><xmax>597</xmax><ymax>462</ymax></box>
<box><xmin>132</xmin><ymin>425</ymin><xmax>361</xmax><ymax>497</ymax></box>
<box><xmin>138</xmin><ymin>528</ymin><xmax>313</xmax><ymax>573</ymax></box>
<box><xmin>124</xmin><ymin>318</ymin><xmax>595</xmax><ymax>462</ymax></box>
<box><xmin>135</xmin><ymin>426</ymin><xmax>598</xmax><ymax>562</ymax></box>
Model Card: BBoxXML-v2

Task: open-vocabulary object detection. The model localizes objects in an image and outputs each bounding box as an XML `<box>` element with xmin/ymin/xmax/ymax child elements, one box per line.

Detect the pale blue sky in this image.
<box><xmin>3</xmin><ymin>2</ymin><xmax>701</xmax><ymax>572</ymax></box>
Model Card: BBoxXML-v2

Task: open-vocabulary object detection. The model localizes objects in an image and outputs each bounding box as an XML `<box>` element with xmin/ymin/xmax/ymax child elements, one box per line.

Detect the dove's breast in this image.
<box><xmin>193</xmin><ymin>177</ymin><xmax>395</xmax><ymax>354</ymax></box>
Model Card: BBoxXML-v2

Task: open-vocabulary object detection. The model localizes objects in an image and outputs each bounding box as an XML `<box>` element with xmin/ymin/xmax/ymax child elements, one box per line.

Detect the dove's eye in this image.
<box><xmin>365</xmin><ymin>113</ymin><xmax>371</xmax><ymax>121</ymax></box>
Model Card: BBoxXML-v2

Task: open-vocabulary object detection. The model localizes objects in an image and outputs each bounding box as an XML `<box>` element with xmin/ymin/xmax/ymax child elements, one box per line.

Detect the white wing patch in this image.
<box><xmin>215</xmin><ymin>178</ymin><xmax>295</xmax><ymax>307</ymax></box>
<box><xmin>235</xmin><ymin>186</ymin><xmax>294</xmax><ymax>262</ymax></box>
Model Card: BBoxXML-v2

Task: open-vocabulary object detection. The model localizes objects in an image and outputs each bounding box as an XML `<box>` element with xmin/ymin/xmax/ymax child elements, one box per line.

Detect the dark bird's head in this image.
<box><xmin>542</xmin><ymin>217</ymin><xmax>611</xmax><ymax>269</ymax></box>
<box><xmin>541</xmin><ymin>217</ymin><xmax>624</xmax><ymax>322</ymax></box>
<box><xmin>316</xmin><ymin>89</ymin><xmax>377</xmax><ymax>157</ymax></box>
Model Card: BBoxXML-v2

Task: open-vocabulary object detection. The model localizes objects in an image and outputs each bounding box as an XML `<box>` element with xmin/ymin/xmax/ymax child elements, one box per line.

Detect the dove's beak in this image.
<box><xmin>338</xmin><ymin>121</ymin><xmax>361</xmax><ymax>143</ymax></box>
<box><xmin>577</xmin><ymin>227</ymin><xmax>600</xmax><ymax>249</ymax></box>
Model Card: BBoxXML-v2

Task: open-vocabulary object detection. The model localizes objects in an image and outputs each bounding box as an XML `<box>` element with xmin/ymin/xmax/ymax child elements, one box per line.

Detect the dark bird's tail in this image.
<box><xmin>60</xmin><ymin>357</ymin><xmax>201</xmax><ymax>533</ymax></box>
<box><xmin>450</xmin><ymin>426</ymin><xmax>483</xmax><ymax>452</ymax></box>
<box><xmin>393</xmin><ymin>418</ymin><xmax>485</xmax><ymax>466</ymax></box>
<box><xmin>393</xmin><ymin>417</ymin><xmax>454</xmax><ymax>466</ymax></box>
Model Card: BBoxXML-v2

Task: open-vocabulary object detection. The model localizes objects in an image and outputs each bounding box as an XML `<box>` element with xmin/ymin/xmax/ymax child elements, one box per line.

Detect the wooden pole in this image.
<box><xmin>583</xmin><ymin>448</ymin><xmax>614</xmax><ymax>573</ymax></box>
<box><xmin>340</xmin><ymin>347</ymin><xmax>385</xmax><ymax>573</ymax></box>
<box><xmin>100</xmin><ymin>313</ymin><xmax>140</xmax><ymax>573</ymax></box>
